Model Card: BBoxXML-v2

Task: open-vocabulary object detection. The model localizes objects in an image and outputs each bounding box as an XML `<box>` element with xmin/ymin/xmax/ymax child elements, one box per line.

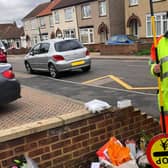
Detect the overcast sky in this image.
<box><xmin>0</xmin><ymin>0</ymin><xmax>49</xmax><ymax>23</ymax></box>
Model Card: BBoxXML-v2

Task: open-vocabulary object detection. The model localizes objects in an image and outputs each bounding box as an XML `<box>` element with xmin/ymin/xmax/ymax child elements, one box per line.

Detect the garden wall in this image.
<box><xmin>0</xmin><ymin>106</ymin><xmax>160</xmax><ymax>168</ymax></box>
<box><xmin>84</xmin><ymin>41</ymin><xmax>152</xmax><ymax>55</ymax></box>
<box><xmin>100</xmin><ymin>42</ymin><xmax>152</xmax><ymax>55</ymax></box>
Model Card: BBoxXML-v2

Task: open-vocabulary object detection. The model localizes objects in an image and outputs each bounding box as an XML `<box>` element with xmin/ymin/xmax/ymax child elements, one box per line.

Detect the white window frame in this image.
<box><xmin>39</xmin><ymin>17</ymin><xmax>45</xmax><ymax>28</ymax></box>
<box><xmin>31</xmin><ymin>19</ymin><xmax>36</xmax><ymax>30</ymax></box>
<box><xmin>146</xmin><ymin>12</ymin><xmax>168</xmax><ymax>37</ymax></box>
<box><xmin>82</xmin><ymin>4</ymin><xmax>91</xmax><ymax>18</ymax></box>
<box><xmin>24</xmin><ymin>22</ymin><xmax>28</xmax><ymax>31</ymax></box>
<box><xmin>79</xmin><ymin>28</ymin><xmax>94</xmax><ymax>44</ymax></box>
<box><xmin>64</xmin><ymin>7</ymin><xmax>73</xmax><ymax>21</ymax></box>
<box><xmin>32</xmin><ymin>36</ymin><xmax>38</xmax><ymax>46</ymax></box>
<box><xmin>41</xmin><ymin>34</ymin><xmax>48</xmax><ymax>41</ymax></box>
<box><xmin>129</xmin><ymin>0</ymin><xmax>138</xmax><ymax>6</ymax></box>
<box><xmin>54</xmin><ymin>11</ymin><xmax>59</xmax><ymax>24</ymax></box>
<box><xmin>49</xmin><ymin>15</ymin><xmax>54</xmax><ymax>27</ymax></box>
<box><xmin>99</xmin><ymin>1</ymin><xmax>107</xmax><ymax>16</ymax></box>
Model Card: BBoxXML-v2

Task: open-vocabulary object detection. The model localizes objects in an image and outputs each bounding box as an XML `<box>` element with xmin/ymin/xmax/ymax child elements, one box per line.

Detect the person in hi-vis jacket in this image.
<box><xmin>150</xmin><ymin>31</ymin><xmax>168</xmax><ymax>133</ymax></box>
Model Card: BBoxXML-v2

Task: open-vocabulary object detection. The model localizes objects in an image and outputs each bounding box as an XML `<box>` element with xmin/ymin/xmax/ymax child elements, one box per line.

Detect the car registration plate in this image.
<box><xmin>71</xmin><ymin>60</ymin><xmax>85</xmax><ymax>66</ymax></box>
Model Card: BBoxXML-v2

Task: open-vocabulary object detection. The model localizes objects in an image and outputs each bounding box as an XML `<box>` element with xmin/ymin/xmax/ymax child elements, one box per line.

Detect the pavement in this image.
<box><xmin>89</xmin><ymin>52</ymin><xmax>150</xmax><ymax>60</ymax></box>
<box><xmin>0</xmin><ymin>85</ymin><xmax>87</xmax><ymax>130</ymax></box>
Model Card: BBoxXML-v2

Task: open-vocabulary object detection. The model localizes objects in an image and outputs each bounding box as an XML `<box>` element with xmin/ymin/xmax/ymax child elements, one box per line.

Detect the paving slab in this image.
<box><xmin>0</xmin><ymin>86</ymin><xmax>86</xmax><ymax>130</ymax></box>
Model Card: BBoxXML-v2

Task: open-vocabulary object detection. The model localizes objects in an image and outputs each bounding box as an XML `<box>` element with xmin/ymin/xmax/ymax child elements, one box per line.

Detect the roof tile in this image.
<box><xmin>0</xmin><ymin>24</ymin><xmax>24</xmax><ymax>39</ymax></box>
<box><xmin>23</xmin><ymin>2</ymin><xmax>50</xmax><ymax>20</ymax></box>
<box><xmin>52</xmin><ymin>0</ymin><xmax>96</xmax><ymax>10</ymax></box>
<box><xmin>37</xmin><ymin>0</ymin><xmax>61</xmax><ymax>17</ymax></box>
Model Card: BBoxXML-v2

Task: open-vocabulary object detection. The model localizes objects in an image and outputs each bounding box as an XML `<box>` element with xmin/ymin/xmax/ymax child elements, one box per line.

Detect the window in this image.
<box><xmin>31</xmin><ymin>19</ymin><xmax>36</xmax><ymax>29</ymax></box>
<box><xmin>82</xmin><ymin>4</ymin><xmax>91</xmax><ymax>18</ymax></box>
<box><xmin>49</xmin><ymin>15</ymin><xmax>54</xmax><ymax>27</ymax></box>
<box><xmin>41</xmin><ymin>34</ymin><xmax>48</xmax><ymax>41</ymax></box>
<box><xmin>129</xmin><ymin>0</ymin><xmax>138</xmax><ymax>6</ymax></box>
<box><xmin>54</xmin><ymin>11</ymin><xmax>59</xmax><ymax>24</ymax></box>
<box><xmin>40</xmin><ymin>43</ymin><xmax>50</xmax><ymax>53</ymax></box>
<box><xmin>24</xmin><ymin>22</ymin><xmax>29</xmax><ymax>30</ymax></box>
<box><xmin>39</xmin><ymin>17</ymin><xmax>45</xmax><ymax>28</ymax></box>
<box><xmin>32</xmin><ymin>43</ymin><xmax>40</xmax><ymax>54</ymax></box>
<box><xmin>79</xmin><ymin>28</ymin><xmax>94</xmax><ymax>44</ymax></box>
<box><xmin>55</xmin><ymin>40</ymin><xmax>83</xmax><ymax>52</ymax></box>
<box><xmin>99</xmin><ymin>1</ymin><xmax>107</xmax><ymax>16</ymax></box>
<box><xmin>152</xmin><ymin>0</ymin><xmax>162</xmax><ymax>2</ymax></box>
<box><xmin>63</xmin><ymin>29</ymin><xmax>76</xmax><ymax>38</ymax></box>
<box><xmin>146</xmin><ymin>13</ymin><xmax>168</xmax><ymax>37</ymax></box>
<box><xmin>64</xmin><ymin>7</ymin><xmax>73</xmax><ymax>21</ymax></box>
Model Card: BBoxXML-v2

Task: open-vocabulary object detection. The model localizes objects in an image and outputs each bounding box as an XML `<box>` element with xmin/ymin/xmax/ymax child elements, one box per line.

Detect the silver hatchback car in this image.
<box><xmin>24</xmin><ymin>39</ymin><xmax>91</xmax><ymax>78</ymax></box>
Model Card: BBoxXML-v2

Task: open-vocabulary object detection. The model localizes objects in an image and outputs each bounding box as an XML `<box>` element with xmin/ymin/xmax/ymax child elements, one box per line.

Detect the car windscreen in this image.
<box><xmin>0</xmin><ymin>41</ymin><xmax>5</xmax><ymax>48</ymax></box>
<box><xmin>110</xmin><ymin>36</ymin><xmax>118</xmax><ymax>41</ymax></box>
<box><xmin>117</xmin><ymin>36</ymin><xmax>128</xmax><ymax>42</ymax></box>
<box><xmin>54</xmin><ymin>40</ymin><xmax>83</xmax><ymax>52</ymax></box>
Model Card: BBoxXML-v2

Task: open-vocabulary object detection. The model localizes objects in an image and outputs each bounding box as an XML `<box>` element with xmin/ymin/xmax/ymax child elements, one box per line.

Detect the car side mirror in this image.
<box><xmin>30</xmin><ymin>51</ymin><xmax>34</xmax><ymax>56</ymax></box>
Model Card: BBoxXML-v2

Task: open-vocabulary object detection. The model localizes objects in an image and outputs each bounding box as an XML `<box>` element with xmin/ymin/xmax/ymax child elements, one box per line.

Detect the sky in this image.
<box><xmin>0</xmin><ymin>0</ymin><xmax>49</xmax><ymax>24</ymax></box>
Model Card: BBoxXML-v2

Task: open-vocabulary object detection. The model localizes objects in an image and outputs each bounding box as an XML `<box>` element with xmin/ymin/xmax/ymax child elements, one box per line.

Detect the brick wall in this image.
<box><xmin>7</xmin><ymin>48</ymin><xmax>29</xmax><ymax>55</ymax></box>
<box><xmin>85</xmin><ymin>42</ymin><xmax>152</xmax><ymax>55</ymax></box>
<box><xmin>0</xmin><ymin>106</ymin><xmax>160</xmax><ymax>168</ymax></box>
<box><xmin>100</xmin><ymin>44</ymin><xmax>138</xmax><ymax>55</ymax></box>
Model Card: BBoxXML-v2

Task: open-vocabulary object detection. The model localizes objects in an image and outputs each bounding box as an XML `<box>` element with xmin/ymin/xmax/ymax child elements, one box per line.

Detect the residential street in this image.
<box><xmin>0</xmin><ymin>0</ymin><xmax>167</xmax><ymax>167</ymax></box>
<box><xmin>7</xmin><ymin>55</ymin><xmax>159</xmax><ymax>120</ymax></box>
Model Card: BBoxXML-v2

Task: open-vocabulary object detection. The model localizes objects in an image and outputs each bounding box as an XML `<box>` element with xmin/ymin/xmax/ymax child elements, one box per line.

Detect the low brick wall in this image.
<box><xmin>84</xmin><ymin>44</ymin><xmax>103</xmax><ymax>52</ymax></box>
<box><xmin>0</xmin><ymin>106</ymin><xmax>160</xmax><ymax>168</ymax></box>
<box><xmin>7</xmin><ymin>48</ymin><xmax>29</xmax><ymax>55</ymax></box>
<box><xmin>100</xmin><ymin>44</ymin><xmax>138</xmax><ymax>55</ymax></box>
<box><xmin>93</xmin><ymin>42</ymin><xmax>152</xmax><ymax>55</ymax></box>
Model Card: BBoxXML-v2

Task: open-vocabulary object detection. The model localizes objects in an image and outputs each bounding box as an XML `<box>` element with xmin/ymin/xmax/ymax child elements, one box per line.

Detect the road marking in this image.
<box><xmin>82</xmin><ymin>74</ymin><xmax>157</xmax><ymax>90</ymax></box>
<box><xmin>132</xmin><ymin>87</ymin><xmax>158</xmax><ymax>90</ymax></box>
<box><xmin>47</xmin><ymin>76</ymin><xmax>156</xmax><ymax>96</ymax></box>
<box><xmin>82</xmin><ymin>75</ymin><xmax>109</xmax><ymax>84</ymax></box>
<box><xmin>108</xmin><ymin>75</ymin><xmax>132</xmax><ymax>90</ymax></box>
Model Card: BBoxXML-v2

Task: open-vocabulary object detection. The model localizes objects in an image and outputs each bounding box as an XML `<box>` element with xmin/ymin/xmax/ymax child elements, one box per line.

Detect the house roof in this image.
<box><xmin>52</xmin><ymin>0</ymin><xmax>96</xmax><ymax>10</ymax></box>
<box><xmin>37</xmin><ymin>0</ymin><xmax>61</xmax><ymax>17</ymax></box>
<box><xmin>0</xmin><ymin>23</ymin><xmax>24</xmax><ymax>39</ymax></box>
<box><xmin>23</xmin><ymin>2</ymin><xmax>50</xmax><ymax>20</ymax></box>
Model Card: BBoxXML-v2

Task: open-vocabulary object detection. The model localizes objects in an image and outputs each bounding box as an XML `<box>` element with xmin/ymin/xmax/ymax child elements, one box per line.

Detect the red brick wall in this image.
<box><xmin>85</xmin><ymin>42</ymin><xmax>152</xmax><ymax>55</ymax></box>
<box><xmin>7</xmin><ymin>48</ymin><xmax>29</xmax><ymax>55</ymax></box>
<box><xmin>100</xmin><ymin>44</ymin><xmax>138</xmax><ymax>55</ymax></box>
<box><xmin>0</xmin><ymin>106</ymin><xmax>160</xmax><ymax>168</ymax></box>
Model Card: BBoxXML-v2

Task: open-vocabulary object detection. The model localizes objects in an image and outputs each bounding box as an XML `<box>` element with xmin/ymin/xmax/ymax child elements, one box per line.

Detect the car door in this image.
<box><xmin>28</xmin><ymin>43</ymin><xmax>41</xmax><ymax>69</ymax></box>
<box><xmin>36</xmin><ymin>43</ymin><xmax>50</xmax><ymax>70</ymax></box>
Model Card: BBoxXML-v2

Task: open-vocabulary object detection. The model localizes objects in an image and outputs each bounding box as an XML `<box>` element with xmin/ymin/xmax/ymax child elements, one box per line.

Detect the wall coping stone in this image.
<box><xmin>0</xmin><ymin>108</ymin><xmax>116</xmax><ymax>143</ymax></box>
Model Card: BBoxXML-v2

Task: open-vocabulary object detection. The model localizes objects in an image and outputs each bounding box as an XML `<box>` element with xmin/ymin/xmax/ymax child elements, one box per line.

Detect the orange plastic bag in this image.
<box><xmin>96</xmin><ymin>141</ymin><xmax>110</xmax><ymax>161</ymax></box>
<box><xmin>107</xmin><ymin>137</ymin><xmax>131</xmax><ymax>166</ymax></box>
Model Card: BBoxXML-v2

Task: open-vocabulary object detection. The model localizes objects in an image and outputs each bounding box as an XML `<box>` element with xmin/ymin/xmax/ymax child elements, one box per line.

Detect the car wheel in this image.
<box><xmin>25</xmin><ymin>62</ymin><xmax>33</xmax><ymax>74</ymax></box>
<box><xmin>49</xmin><ymin>64</ymin><xmax>59</xmax><ymax>78</ymax></box>
<box><xmin>82</xmin><ymin>65</ymin><xmax>91</xmax><ymax>72</ymax></box>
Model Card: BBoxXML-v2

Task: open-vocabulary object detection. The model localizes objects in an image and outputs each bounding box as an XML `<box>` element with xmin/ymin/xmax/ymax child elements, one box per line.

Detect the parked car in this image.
<box><xmin>0</xmin><ymin>40</ymin><xmax>7</xmax><ymax>63</ymax></box>
<box><xmin>0</xmin><ymin>48</ymin><xmax>7</xmax><ymax>63</ymax></box>
<box><xmin>24</xmin><ymin>38</ymin><xmax>91</xmax><ymax>78</ymax></box>
<box><xmin>0</xmin><ymin>40</ymin><xmax>7</xmax><ymax>54</ymax></box>
<box><xmin>0</xmin><ymin>63</ymin><xmax>21</xmax><ymax>105</ymax></box>
<box><xmin>106</xmin><ymin>34</ymin><xmax>138</xmax><ymax>45</ymax></box>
